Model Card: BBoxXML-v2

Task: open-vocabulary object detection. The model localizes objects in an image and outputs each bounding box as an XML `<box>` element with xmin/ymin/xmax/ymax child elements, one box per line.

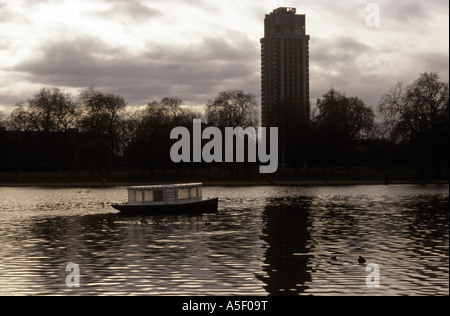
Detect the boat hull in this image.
<box><xmin>112</xmin><ymin>198</ymin><xmax>218</xmax><ymax>215</ymax></box>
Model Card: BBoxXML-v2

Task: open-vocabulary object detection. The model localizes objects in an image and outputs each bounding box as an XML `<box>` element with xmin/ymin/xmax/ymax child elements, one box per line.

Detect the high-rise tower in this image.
<box><xmin>260</xmin><ymin>7</ymin><xmax>310</xmax><ymax>166</ymax></box>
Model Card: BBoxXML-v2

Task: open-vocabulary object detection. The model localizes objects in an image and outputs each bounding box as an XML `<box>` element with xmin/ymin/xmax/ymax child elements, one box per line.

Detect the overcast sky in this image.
<box><xmin>0</xmin><ymin>0</ymin><xmax>448</xmax><ymax>114</ymax></box>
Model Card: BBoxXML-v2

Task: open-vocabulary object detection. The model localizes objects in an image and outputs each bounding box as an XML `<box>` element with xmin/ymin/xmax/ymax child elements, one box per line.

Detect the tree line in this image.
<box><xmin>0</xmin><ymin>72</ymin><xmax>448</xmax><ymax>179</ymax></box>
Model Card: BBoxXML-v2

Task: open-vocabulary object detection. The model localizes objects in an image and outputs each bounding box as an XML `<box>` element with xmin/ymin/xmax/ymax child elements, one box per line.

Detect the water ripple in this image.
<box><xmin>0</xmin><ymin>185</ymin><xmax>448</xmax><ymax>296</ymax></box>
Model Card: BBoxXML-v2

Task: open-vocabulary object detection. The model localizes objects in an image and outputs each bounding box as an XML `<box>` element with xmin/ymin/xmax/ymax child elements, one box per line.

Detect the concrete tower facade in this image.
<box><xmin>260</xmin><ymin>7</ymin><xmax>310</xmax><ymax>165</ymax></box>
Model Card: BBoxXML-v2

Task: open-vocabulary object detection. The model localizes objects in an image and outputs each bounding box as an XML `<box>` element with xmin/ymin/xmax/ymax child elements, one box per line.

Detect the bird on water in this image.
<box><xmin>358</xmin><ymin>256</ymin><xmax>366</xmax><ymax>264</ymax></box>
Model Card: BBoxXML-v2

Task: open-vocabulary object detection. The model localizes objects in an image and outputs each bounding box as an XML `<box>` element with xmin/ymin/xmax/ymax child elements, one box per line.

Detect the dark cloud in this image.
<box><xmin>409</xmin><ymin>51</ymin><xmax>449</xmax><ymax>80</ymax></box>
<box><xmin>90</xmin><ymin>0</ymin><xmax>162</xmax><ymax>23</ymax></box>
<box><xmin>311</xmin><ymin>36</ymin><xmax>377</xmax><ymax>83</ymax></box>
<box><xmin>310</xmin><ymin>35</ymin><xmax>397</xmax><ymax>106</ymax></box>
<box><xmin>13</xmin><ymin>34</ymin><xmax>260</xmax><ymax>106</ymax></box>
<box><xmin>1</xmin><ymin>0</ymin><xmax>448</xmax><ymax>113</ymax></box>
<box><xmin>312</xmin><ymin>36</ymin><xmax>372</xmax><ymax>65</ymax></box>
<box><xmin>379</xmin><ymin>0</ymin><xmax>446</xmax><ymax>24</ymax></box>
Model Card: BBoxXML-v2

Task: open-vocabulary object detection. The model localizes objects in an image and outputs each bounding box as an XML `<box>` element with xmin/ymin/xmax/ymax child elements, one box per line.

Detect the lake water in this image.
<box><xmin>0</xmin><ymin>185</ymin><xmax>448</xmax><ymax>296</ymax></box>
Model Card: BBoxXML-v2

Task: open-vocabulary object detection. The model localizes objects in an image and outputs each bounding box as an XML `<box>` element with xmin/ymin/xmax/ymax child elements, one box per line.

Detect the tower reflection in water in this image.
<box><xmin>257</xmin><ymin>197</ymin><xmax>312</xmax><ymax>296</ymax></box>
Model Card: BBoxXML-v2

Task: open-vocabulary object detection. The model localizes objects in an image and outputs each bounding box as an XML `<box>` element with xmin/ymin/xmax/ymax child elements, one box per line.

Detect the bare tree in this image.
<box><xmin>27</xmin><ymin>88</ymin><xmax>78</xmax><ymax>132</ymax></box>
<box><xmin>379</xmin><ymin>72</ymin><xmax>449</xmax><ymax>142</ymax></box>
<box><xmin>378</xmin><ymin>72</ymin><xmax>449</xmax><ymax>177</ymax></box>
<box><xmin>6</xmin><ymin>102</ymin><xmax>34</xmax><ymax>131</ymax></box>
<box><xmin>0</xmin><ymin>110</ymin><xmax>5</xmax><ymax>129</ymax></box>
<box><xmin>206</xmin><ymin>90</ymin><xmax>258</xmax><ymax>128</ymax></box>
<box><xmin>144</xmin><ymin>97</ymin><xmax>201</xmax><ymax>125</ymax></box>
<box><xmin>124</xmin><ymin>97</ymin><xmax>201</xmax><ymax>175</ymax></box>
<box><xmin>313</xmin><ymin>89</ymin><xmax>375</xmax><ymax>173</ymax></box>
<box><xmin>78</xmin><ymin>87</ymin><xmax>126</xmax><ymax>156</ymax></box>
<box><xmin>315</xmin><ymin>89</ymin><xmax>375</xmax><ymax>142</ymax></box>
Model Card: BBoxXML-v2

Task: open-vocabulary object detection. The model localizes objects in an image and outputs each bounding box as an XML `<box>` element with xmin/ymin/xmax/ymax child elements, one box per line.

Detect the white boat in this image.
<box><xmin>112</xmin><ymin>183</ymin><xmax>218</xmax><ymax>215</ymax></box>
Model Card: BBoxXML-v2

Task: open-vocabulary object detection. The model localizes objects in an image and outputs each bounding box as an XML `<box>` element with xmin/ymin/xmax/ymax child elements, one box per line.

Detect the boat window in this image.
<box><xmin>189</xmin><ymin>187</ymin><xmax>197</xmax><ymax>198</ymax></box>
<box><xmin>136</xmin><ymin>191</ymin><xmax>143</xmax><ymax>202</ymax></box>
<box><xmin>144</xmin><ymin>190</ymin><xmax>153</xmax><ymax>202</ymax></box>
<box><xmin>153</xmin><ymin>190</ymin><xmax>164</xmax><ymax>202</ymax></box>
<box><xmin>128</xmin><ymin>190</ymin><xmax>136</xmax><ymax>203</ymax></box>
<box><xmin>178</xmin><ymin>188</ymin><xmax>190</xmax><ymax>200</ymax></box>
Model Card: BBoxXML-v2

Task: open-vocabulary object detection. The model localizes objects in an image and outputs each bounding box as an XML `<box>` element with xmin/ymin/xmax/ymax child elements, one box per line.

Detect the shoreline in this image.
<box><xmin>1</xmin><ymin>179</ymin><xmax>448</xmax><ymax>188</ymax></box>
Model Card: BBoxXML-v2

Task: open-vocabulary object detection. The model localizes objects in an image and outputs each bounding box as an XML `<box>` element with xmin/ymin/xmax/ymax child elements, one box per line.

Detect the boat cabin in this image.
<box><xmin>127</xmin><ymin>183</ymin><xmax>203</xmax><ymax>206</ymax></box>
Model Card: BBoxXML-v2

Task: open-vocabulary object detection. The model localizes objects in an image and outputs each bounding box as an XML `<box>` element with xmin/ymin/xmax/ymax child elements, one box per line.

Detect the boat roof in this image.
<box><xmin>127</xmin><ymin>183</ymin><xmax>203</xmax><ymax>191</ymax></box>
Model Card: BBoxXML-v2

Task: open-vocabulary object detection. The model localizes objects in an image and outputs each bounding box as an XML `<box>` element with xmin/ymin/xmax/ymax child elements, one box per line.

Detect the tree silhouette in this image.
<box><xmin>124</xmin><ymin>97</ymin><xmax>201</xmax><ymax>177</ymax></box>
<box><xmin>379</xmin><ymin>72</ymin><xmax>449</xmax><ymax>177</ymax></box>
<box><xmin>6</xmin><ymin>89</ymin><xmax>78</xmax><ymax>133</ymax></box>
<box><xmin>6</xmin><ymin>102</ymin><xmax>35</xmax><ymax>132</ymax></box>
<box><xmin>28</xmin><ymin>88</ymin><xmax>78</xmax><ymax>132</ymax></box>
<box><xmin>206</xmin><ymin>90</ymin><xmax>258</xmax><ymax>128</ymax></box>
<box><xmin>78</xmin><ymin>87</ymin><xmax>126</xmax><ymax>157</ymax></box>
<box><xmin>279</xmin><ymin>97</ymin><xmax>311</xmax><ymax>171</ymax></box>
<box><xmin>0</xmin><ymin>111</ymin><xmax>6</xmax><ymax>130</ymax></box>
<box><xmin>1</xmin><ymin>80</ymin><xmax>447</xmax><ymax>181</ymax></box>
<box><xmin>313</xmin><ymin>89</ymin><xmax>374</xmax><ymax>173</ymax></box>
